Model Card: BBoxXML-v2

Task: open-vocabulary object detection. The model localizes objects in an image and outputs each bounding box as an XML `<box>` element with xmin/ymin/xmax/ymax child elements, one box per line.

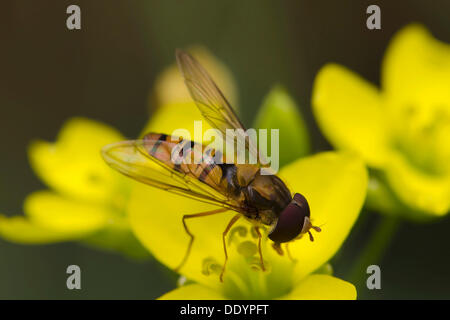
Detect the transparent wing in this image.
<box><xmin>102</xmin><ymin>139</ymin><xmax>239</xmax><ymax>210</ymax></box>
<box><xmin>176</xmin><ymin>49</ymin><xmax>265</xmax><ymax>165</ymax></box>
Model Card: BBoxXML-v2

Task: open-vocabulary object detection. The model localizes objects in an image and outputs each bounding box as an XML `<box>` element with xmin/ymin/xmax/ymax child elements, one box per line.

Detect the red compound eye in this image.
<box><xmin>268</xmin><ymin>193</ymin><xmax>310</xmax><ymax>243</ymax></box>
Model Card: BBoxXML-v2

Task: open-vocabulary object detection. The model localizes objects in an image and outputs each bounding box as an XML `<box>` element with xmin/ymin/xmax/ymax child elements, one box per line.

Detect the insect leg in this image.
<box><xmin>254</xmin><ymin>226</ymin><xmax>266</xmax><ymax>272</ymax></box>
<box><xmin>219</xmin><ymin>213</ymin><xmax>241</xmax><ymax>282</ymax></box>
<box><xmin>175</xmin><ymin>208</ymin><xmax>229</xmax><ymax>272</ymax></box>
<box><xmin>285</xmin><ymin>242</ymin><xmax>297</xmax><ymax>262</ymax></box>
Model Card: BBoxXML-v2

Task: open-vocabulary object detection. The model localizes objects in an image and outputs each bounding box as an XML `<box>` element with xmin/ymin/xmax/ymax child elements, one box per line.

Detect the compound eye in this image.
<box><xmin>292</xmin><ymin>193</ymin><xmax>310</xmax><ymax>217</ymax></box>
<box><xmin>268</xmin><ymin>193</ymin><xmax>310</xmax><ymax>243</ymax></box>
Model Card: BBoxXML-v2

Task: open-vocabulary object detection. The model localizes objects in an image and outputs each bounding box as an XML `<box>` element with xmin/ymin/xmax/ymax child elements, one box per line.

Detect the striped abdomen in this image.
<box><xmin>142</xmin><ymin>133</ymin><xmax>238</xmax><ymax>197</ymax></box>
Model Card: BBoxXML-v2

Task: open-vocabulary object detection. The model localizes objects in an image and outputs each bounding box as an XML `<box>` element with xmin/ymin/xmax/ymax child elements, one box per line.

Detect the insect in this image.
<box><xmin>101</xmin><ymin>49</ymin><xmax>321</xmax><ymax>282</ymax></box>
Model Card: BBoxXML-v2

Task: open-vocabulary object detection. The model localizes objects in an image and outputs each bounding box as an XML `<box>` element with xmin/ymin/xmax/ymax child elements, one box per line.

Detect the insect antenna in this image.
<box><xmin>307</xmin><ymin>221</ymin><xmax>323</xmax><ymax>242</ymax></box>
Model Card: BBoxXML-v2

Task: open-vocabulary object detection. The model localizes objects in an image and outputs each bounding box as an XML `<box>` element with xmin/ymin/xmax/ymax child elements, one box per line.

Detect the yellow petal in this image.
<box><xmin>140</xmin><ymin>102</ymin><xmax>213</xmax><ymax>140</ymax></box>
<box><xmin>0</xmin><ymin>214</ymin><xmax>81</xmax><ymax>244</ymax></box>
<box><xmin>24</xmin><ymin>191</ymin><xmax>111</xmax><ymax>234</ymax></box>
<box><xmin>278</xmin><ymin>152</ymin><xmax>368</xmax><ymax>279</ymax></box>
<box><xmin>279</xmin><ymin>274</ymin><xmax>356</xmax><ymax>300</ymax></box>
<box><xmin>382</xmin><ymin>24</ymin><xmax>450</xmax><ymax>109</ymax></box>
<box><xmin>384</xmin><ymin>151</ymin><xmax>450</xmax><ymax>216</ymax></box>
<box><xmin>159</xmin><ymin>273</ymin><xmax>356</xmax><ymax>300</ymax></box>
<box><xmin>129</xmin><ymin>183</ymin><xmax>235</xmax><ymax>289</ymax></box>
<box><xmin>312</xmin><ymin>64</ymin><xmax>390</xmax><ymax>167</ymax></box>
<box><xmin>82</xmin><ymin>218</ymin><xmax>151</xmax><ymax>260</ymax></box>
<box><xmin>381</xmin><ymin>24</ymin><xmax>450</xmax><ymax>179</ymax></box>
<box><xmin>152</xmin><ymin>46</ymin><xmax>238</xmax><ymax>109</ymax></box>
<box><xmin>158</xmin><ymin>284</ymin><xmax>225</xmax><ymax>300</ymax></box>
<box><xmin>29</xmin><ymin>117</ymin><xmax>126</xmax><ymax>203</ymax></box>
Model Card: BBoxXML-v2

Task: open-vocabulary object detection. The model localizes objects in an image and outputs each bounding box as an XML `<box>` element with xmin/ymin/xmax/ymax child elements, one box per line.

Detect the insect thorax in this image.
<box><xmin>241</xmin><ymin>173</ymin><xmax>292</xmax><ymax>226</ymax></box>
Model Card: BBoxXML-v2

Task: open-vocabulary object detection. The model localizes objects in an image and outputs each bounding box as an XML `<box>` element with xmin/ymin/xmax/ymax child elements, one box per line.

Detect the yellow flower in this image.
<box><xmin>312</xmin><ymin>24</ymin><xmax>450</xmax><ymax>220</ymax></box>
<box><xmin>126</xmin><ymin>93</ymin><xmax>368</xmax><ymax>299</ymax></box>
<box><xmin>0</xmin><ymin>118</ymin><xmax>149</xmax><ymax>257</ymax></box>
<box><xmin>151</xmin><ymin>46</ymin><xmax>238</xmax><ymax>110</ymax></box>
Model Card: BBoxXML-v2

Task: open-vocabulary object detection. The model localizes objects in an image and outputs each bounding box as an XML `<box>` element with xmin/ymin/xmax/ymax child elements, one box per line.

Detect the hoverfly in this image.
<box><xmin>102</xmin><ymin>50</ymin><xmax>321</xmax><ymax>282</ymax></box>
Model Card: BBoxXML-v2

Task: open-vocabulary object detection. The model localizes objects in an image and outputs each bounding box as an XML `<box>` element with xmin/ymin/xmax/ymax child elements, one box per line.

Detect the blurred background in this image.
<box><xmin>1</xmin><ymin>0</ymin><xmax>449</xmax><ymax>299</ymax></box>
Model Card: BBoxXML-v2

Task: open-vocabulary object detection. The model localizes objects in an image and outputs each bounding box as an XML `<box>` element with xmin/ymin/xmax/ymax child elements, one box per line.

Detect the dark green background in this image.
<box><xmin>0</xmin><ymin>0</ymin><xmax>449</xmax><ymax>299</ymax></box>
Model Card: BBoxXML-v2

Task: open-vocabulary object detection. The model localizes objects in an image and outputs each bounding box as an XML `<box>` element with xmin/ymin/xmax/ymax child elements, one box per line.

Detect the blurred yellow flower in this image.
<box><xmin>0</xmin><ymin>118</ymin><xmax>149</xmax><ymax>258</ymax></box>
<box><xmin>127</xmin><ymin>95</ymin><xmax>368</xmax><ymax>299</ymax></box>
<box><xmin>151</xmin><ymin>46</ymin><xmax>238</xmax><ymax>110</ymax></box>
<box><xmin>313</xmin><ymin>24</ymin><xmax>450</xmax><ymax>220</ymax></box>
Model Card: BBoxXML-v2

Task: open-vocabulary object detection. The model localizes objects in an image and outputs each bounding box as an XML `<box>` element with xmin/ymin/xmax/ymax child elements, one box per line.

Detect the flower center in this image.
<box><xmin>200</xmin><ymin>225</ymin><xmax>295</xmax><ymax>299</ymax></box>
<box><xmin>390</xmin><ymin>103</ymin><xmax>450</xmax><ymax>175</ymax></box>
<box><xmin>221</xmin><ymin>260</ymin><xmax>295</xmax><ymax>300</ymax></box>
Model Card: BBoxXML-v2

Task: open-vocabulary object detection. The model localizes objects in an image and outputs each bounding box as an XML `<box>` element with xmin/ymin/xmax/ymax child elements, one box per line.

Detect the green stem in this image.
<box><xmin>348</xmin><ymin>215</ymin><xmax>401</xmax><ymax>290</ymax></box>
